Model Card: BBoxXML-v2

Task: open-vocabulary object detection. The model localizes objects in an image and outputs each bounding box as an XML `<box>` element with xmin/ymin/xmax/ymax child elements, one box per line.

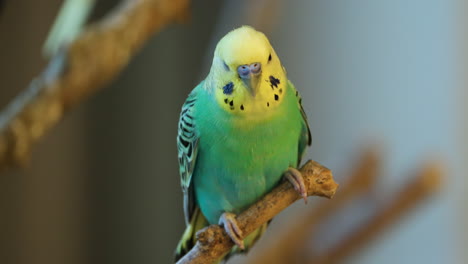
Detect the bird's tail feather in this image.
<box><xmin>174</xmin><ymin>207</ymin><xmax>209</xmax><ymax>262</ymax></box>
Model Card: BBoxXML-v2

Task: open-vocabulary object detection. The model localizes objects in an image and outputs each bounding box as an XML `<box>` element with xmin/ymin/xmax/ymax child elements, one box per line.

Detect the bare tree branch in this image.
<box><xmin>0</xmin><ymin>0</ymin><xmax>189</xmax><ymax>171</ymax></box>
<box><xmin>176</xmin><ymin>160</ymin><xmax>338</xmax><ymax>264</ymax></box>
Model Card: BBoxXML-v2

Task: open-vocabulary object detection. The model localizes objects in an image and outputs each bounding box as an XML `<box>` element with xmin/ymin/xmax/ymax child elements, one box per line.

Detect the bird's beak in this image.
<box><xmin>238</xmin><ymin>62</ymin><xmax>262</xmax><ymax>97</ymax></box>
<box><xmin>242</xmin><ymin>75</ymin><xmax>260</xmax><ymax>97</ymax></box>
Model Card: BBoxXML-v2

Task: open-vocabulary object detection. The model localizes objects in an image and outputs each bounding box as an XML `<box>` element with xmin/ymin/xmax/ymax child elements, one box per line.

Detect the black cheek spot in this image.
<box><xmin>240</xmin><ymin>104</ymin><xmax>244</xmax><ymax>111</ymax></box>
<box><xmin>274</xmin><ymin>94</ymin><xmax>279</xmax><ymax>101</ymax></box>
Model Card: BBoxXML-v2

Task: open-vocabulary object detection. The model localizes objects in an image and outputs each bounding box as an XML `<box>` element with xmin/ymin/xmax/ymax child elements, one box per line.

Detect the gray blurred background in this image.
<box><xmin>0</xmin><ymin>0</ymin><xmax>466</xmax><ymax>263</ymax></box>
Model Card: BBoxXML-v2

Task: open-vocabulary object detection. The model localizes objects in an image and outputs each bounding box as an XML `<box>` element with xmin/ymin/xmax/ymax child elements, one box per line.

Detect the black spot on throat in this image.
<box><xmin>269</xmin><ymin>75</ymin><xmax>280</xmax><ymax>88</ymax></box>
<box><xmin>274</xmin><ymin>94</ymin><xmax>279</xmax><ymax>101</ymax></box>
<box><xmin>240</xmin><ymin>104</ymin><xmax>244</xmax><ymax>110</ymax></box>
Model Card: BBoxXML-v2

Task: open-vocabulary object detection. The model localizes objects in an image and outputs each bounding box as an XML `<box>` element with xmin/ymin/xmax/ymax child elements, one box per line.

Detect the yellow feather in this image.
<box><xmin>215</xmin><ymin>26</ymin><xmax>270</xmax><ymax>66</ymax></box>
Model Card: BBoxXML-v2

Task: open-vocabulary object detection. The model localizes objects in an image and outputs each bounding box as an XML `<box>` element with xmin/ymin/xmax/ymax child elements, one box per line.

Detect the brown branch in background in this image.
<box><xmin>176</xmin><ymin>160</ymin><xmax>339</xmax><ymax>264</ymax></box>
<box><xmin>309</xmin><ymin>161</ymin><xmax>443</xmax><ymax>264</ymax></box>
<box><xmin>0</xmin><ymin>0</ymin><xmax>189</xmax><ymax>171</ymax></box>
<box><xmin>245</xmin><ymin>147</ymin><xmax>381</xmax><ymax>264</ymax></box>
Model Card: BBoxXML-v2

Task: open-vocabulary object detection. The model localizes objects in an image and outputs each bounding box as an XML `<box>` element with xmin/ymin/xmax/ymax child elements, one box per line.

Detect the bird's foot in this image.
<box><xmin>219</xmin><ymin>212</ymin><xmax>245</xmax><ymax>250</ymax></box>
<box><xmin>284</xmin><ymin>167</ymin><xmax>308</xmax><ymax>204</ymax></box>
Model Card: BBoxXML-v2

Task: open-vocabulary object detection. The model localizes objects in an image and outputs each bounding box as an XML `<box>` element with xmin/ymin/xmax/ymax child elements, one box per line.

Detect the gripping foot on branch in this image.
<box><xmin>284</xmin><ymin>167</ymin><xmax>308</xmax><ymax>203</ymax></box>
<box><xmin>219</xmin><ymin>212</ymin><xmax>245</xmax><ymax>250</ymax></box>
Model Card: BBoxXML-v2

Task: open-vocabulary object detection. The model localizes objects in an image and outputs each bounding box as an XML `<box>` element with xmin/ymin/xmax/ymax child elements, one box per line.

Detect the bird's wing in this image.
<box><xmin>289</xmin><ymin>80</ymin><xmax>312</xmax><ymax>165</ymax></box>
<box><xmin>177</xmin><ymin>88</ymin><xmax>200</xmax><ymax>225</ymax></box>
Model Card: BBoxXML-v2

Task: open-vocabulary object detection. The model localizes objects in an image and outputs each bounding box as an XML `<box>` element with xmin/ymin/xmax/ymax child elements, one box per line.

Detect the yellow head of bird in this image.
<box><xmin>207</xmin><ymin>26</ymin><xmax>287</xmax><ymax>117</ymax></box>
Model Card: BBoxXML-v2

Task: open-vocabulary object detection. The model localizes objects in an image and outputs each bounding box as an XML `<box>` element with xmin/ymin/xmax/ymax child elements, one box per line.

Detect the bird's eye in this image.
<box><xmin>223</xmin><ymin>61</ymin><xmax>230</xmax><ymax>71</ymax></box>
<box><xmin>268</xmin><ymin>54</ymin><xmax>272</xmax><ymax>62</ymax></box>
<box><xmin>238</xmin><ymin>65</ymin><xmax>250</xmax><ymax>78</ymax></box>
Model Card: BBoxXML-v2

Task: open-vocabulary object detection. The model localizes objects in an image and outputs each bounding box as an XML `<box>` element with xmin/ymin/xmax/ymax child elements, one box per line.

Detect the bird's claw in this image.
<box><xmin>219</xmin><ymin>212</ymin><xmax>245</xmax><ymax>250</ymax></box>
<box><xmin>284</xmin><ymin>167</ymin><xmax>308</xmax><ymax>204</ymax></box>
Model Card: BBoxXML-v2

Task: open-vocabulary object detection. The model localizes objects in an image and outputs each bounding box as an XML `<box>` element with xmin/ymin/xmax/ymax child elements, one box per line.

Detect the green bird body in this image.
<box><xmin>175</xmin><ymin>26</ymin><xmax>311</xmax><ymax>262</ymax></box>
<box><xmin>194</xmin><ymin>79</ymin><xmax>307</xmax><ymax>223</ymax></box>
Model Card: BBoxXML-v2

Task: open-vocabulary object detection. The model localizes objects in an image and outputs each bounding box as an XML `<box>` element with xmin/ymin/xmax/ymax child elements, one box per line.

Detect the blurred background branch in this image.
<box><xmin>308</xmin><ymin>161</ymin><xmax>443</xmax><ymax>264</ymax></box>
<box><xmin>0</xmin><ymin>0</ymin><xmax>189</xmax><ymax>171</ymax></box>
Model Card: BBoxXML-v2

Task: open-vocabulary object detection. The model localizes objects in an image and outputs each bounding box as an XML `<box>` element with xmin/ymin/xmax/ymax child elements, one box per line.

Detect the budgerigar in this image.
<box><xmin>175</xmin><ymin>26</ymin><xmax>311</xmax><ymax>262</ymax></box>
